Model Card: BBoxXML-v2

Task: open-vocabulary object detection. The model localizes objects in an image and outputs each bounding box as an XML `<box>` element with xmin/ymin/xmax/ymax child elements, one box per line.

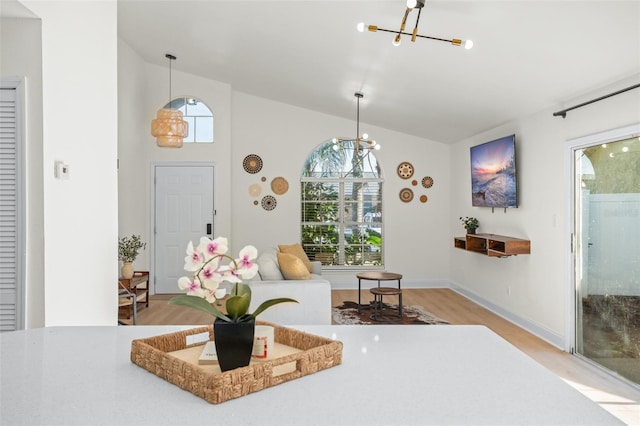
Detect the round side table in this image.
<box><xmin>356</xmin><ymin>271</ymin><xmax>403</xmax><ymax>313</ymax></box>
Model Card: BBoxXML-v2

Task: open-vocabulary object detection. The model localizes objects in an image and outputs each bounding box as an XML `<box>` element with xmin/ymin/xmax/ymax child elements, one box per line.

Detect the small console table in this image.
<box><xmin>454</xmin><ymin>233</ymin><xmax>530</xmax><ymax>257</ymax></box>
<box><xmin>118</xmin><ymin>271</ymin><xmax>149</xmax><ymax>320</ymax></box>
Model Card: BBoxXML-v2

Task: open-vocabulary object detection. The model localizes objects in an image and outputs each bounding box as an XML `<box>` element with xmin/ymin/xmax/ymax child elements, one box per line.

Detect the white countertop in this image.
<box><xmin>0</xmin><ymin>324</ymin><xmax>622</xmax><ymax>425</ymax></box>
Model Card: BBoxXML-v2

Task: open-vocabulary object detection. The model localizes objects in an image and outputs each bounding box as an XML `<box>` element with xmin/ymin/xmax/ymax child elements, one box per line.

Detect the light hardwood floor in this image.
<box><xmin>126</xmin><ymin>288</ymin><xmax>640</xmax><ymax>424</ymax></box>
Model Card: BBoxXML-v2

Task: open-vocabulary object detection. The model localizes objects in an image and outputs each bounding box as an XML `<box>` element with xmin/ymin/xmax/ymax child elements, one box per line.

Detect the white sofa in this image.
<box><xmin>246</xmin><ymin>248</ymin><xmax>332</xmax><ymax>325</ymax></box>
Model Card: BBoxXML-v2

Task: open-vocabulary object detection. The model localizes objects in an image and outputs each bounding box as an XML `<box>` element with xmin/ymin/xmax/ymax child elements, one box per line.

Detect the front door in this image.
<box><xmin>154</xmin><ymin>164</ymin><xmax>214</xmax><ymax>294</ymax></box>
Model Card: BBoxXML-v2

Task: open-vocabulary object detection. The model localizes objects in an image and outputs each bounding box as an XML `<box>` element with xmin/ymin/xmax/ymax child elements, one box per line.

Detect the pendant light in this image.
<box><xmin>332</xmin><ymin>92</ymin><xmax>380</xmax><ymax>153</ymax></box>
<box><xmin>151</xmin><ymin>54</ymin><xmax>188</xmax><ymax>148</ymax></box>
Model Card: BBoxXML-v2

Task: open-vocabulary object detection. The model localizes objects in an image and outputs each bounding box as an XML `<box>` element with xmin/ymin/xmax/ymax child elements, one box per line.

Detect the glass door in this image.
<box><xmin>573</xmin><ymin>134</ymin><xmax>639</xmax><ymax>385</ymax></box>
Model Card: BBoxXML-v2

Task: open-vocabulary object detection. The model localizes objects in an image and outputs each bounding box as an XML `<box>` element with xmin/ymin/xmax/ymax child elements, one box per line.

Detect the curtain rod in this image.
<box><xmin>552</xmin><ymin>83</ymin><xmax>640</xmax><ymax>118</ymax></box>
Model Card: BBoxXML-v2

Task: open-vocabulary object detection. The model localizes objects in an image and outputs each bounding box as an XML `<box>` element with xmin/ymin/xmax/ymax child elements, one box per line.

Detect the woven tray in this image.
<box><xmin>130</xmin><ymin>321</ymin><xmax>343</xmax><ymax>404</ymax></box>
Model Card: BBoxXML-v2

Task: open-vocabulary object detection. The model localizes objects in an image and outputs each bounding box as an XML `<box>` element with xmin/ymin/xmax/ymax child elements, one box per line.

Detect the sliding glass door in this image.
<box><xmin>573</xmin><ymin>132</ymin><xmax>639</xmax><ymax>385</ymax></box>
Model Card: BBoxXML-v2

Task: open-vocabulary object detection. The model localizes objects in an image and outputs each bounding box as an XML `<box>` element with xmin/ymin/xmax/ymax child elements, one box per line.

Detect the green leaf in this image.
<box><xmin>169</xmin><ymin>295</ymin><xmax>230</xmax><ymax>322</ymax></box>
<box><xmin>231</xmin><ymin>282</ymin><xmax>251</xmax><ymax>297</ymax></box>
<box><xmin>225</xmin><ymin>293</ymin><xmax>251</xmax><ymax>319</ymax></box>
<box><xmin>250</xmin><ymin>298</ymin><xmax>298</xmax><ymax>319</ymax></box>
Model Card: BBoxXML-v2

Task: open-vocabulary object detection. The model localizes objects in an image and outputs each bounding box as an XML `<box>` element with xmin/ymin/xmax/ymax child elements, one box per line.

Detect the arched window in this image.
<box><xmin>164</xmin><ymin>97</ymin><xmax>214</xmax><ymax>143</ymax></box>
<box><xmin>301</xmin><ymin>140</ymin><xmax>383</xmax><ymax>268</ymax></box>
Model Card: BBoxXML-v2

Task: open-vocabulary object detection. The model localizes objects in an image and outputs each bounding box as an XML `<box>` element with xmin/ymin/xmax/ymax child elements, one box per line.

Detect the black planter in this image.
<box><xmin>467</xmin><ymin>228</ymin><xmax>476</xmax><ymax>235</ymax></box>
<box><xmin>213</xmin><ymin>316</ymin><xmax>255</xmax><ymax>372</ymax></box>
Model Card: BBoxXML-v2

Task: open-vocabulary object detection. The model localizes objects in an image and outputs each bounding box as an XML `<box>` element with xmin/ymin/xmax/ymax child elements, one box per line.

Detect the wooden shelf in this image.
<box><xmin>454</xmin><ymin>233</ymin><xmax>530</xmax><ymax>257</ymax></box>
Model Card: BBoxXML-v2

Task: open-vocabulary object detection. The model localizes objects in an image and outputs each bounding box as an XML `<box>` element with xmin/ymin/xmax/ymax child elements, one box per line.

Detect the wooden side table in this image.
<box><xmin>356</xmin><ymin>271</ymin><xmax>402</xmax><ymax>313</ymax></box>
<box><xmin>370</xmin><ymin>287</ymin><xmax>403</xmax><ymax>322</ymax></box>
<box><xmin>118</xmin><ymin>271</ymin><xmax>149</xmax><ymax>320</ymax></box>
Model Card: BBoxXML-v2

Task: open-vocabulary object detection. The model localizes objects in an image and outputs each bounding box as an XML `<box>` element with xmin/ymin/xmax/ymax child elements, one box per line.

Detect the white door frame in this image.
<box><xmin>565</xmin><ymin>123</ymin><xmax>640</xmax><ymax>353</ymax></box>
<box><xmin>149</xmin><ymin>161</ymin><xmax>216</xmax><ymax>295</ymax></box>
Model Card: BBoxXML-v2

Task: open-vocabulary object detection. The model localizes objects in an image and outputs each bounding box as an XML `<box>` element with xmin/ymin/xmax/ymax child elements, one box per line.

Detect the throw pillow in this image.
<box><xmin>257</xmin><ymin>248</ymin><xmax>284</xmax><ymax>281</ymax></box>
<box><xmin>278</xmin><ymin>243</ymin><xmax>312</xmax><ymax>273</ymax></box>
<box><xmin>277</xmin><ymin>252</ymin><xmax>311</xmax><ymax>280</ymax></box>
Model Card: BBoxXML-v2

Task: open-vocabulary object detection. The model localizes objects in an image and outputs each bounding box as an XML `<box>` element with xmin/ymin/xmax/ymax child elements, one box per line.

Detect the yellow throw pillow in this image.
<box><xmin>277</xmin><ymin>252</ymin><xmax>311</xmax><ymax>280</ymax></box>
<box><xmin>278</xmin><ymin>243</ymin><xmax>312</xmax><ymax>272</ymax></box>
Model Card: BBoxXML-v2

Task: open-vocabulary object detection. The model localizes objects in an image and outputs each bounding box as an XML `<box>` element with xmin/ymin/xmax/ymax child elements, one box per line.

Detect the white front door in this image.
<box><xmin>154</xmin><ymin>164</ymin><xmax>214</xmax><ymax>294</ymax></box>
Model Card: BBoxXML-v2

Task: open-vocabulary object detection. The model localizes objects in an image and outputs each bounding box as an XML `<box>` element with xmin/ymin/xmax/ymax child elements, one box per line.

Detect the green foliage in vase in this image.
<box><xmin>459</xmin><ymin>216</ymin><xmax>479</xmax><ymax>231</ymax></box>
<box><xmin>118</xmin><ymin>234</ymin><xmax>146</xmax><ymax>262</ymax></box>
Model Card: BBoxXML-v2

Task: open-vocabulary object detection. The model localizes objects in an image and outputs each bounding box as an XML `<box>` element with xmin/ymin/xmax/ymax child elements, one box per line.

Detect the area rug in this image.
<box><xmin>332</xmin><ymin>301</ymin><xmax>449</xmax><ymax>325</ymax></box>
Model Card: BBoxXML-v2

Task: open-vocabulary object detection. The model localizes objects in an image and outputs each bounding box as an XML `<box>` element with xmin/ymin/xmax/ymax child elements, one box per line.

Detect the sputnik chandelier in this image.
<box><xmin>358</xmin><ymin>0</ymin><xmax>473</xmax><ymax>49</ymax></box>
<box><xmin>332</xmin><ymin>92</ymin><xmax>380</xmax><ymax>153</ymax></box>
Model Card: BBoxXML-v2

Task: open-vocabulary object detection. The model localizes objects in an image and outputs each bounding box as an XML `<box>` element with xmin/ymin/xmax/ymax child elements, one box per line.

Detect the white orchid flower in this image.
<box><xmin>235</xmin><ymin>245</ymin><xmax>259</xmax><ymax>279</ymax></box>
<box><xmin>178</xmin><ymin>276</ymin><xmax>205</xmax><ymax>297</ymax></box>
<box><xmin>184</xmin><ymin>241</ymin><xmax>204</xmax><ymax>271</ymax></box>
<box><xmin>197</xmin><ymin>236</ymin><xmax>228</xmax><ymax>261</ymax></box>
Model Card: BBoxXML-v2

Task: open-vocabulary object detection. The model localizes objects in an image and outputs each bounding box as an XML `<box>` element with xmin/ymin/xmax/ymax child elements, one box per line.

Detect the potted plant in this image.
<box><xmin>118</xmin><ymin>234</ymin><xmax>146</xmax><ymax>279</ymax></box>
<box><xmin>459</xmin><ymin>216</ymin><xmax>479</xmax><ymax>234</ymax></box>
<box><xmin>170</xmin><ymin>236</ymin><xmax>297</xmax><ymax>371</ymax></box>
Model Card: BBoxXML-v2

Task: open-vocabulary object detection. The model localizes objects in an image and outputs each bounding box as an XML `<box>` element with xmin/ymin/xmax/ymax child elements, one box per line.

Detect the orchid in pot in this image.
<box><xmin>170</xmin><ymin>236</ymin><xmax>297</xmax><ymax>371</ymax></box>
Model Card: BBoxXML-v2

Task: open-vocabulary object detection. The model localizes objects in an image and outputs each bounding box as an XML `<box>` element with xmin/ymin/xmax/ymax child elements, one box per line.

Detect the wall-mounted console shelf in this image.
<box><xmin>454</xmin><ymin>233</ymin><xmax>530</xmax><ymax>257</ymax></box>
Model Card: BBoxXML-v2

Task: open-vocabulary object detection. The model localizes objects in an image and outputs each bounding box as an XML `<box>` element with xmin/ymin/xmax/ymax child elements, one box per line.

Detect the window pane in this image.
<box><xmin>302</xmin><ymin>225</ymin><xmax>339</xmax><ymax>265</ymax></box>
<box><xmin>166</xmin><ymin>98</ymin><xmax>186</xmax><ymax>111</ymax></box>
<box><xmin>183</xmin><ymin>116</ymin><xmax>195</xmax><ymax>143</ymax></box>
<box><xmin>162</xmin><ymin>97</ymin><xmax>214</xmax><ymax>143</ymax></box>
<box><xmin>195</xmin><ymin>116</ymin><xmax>214</xmax><ymax>142</ymax></box>
<box><xmin>302</xmin><ymin>140</ymin><xmax>380</xmax><ymax>178</ymax></box>
<box><xmin>186</xmin><ymin>99</ymin><xmax>212</xmax><ymax>116</ymax></box>
<box><xmin>301</xmin><ymin>140</ymin><xmax>384</xmax><ymax>268</ymax></box>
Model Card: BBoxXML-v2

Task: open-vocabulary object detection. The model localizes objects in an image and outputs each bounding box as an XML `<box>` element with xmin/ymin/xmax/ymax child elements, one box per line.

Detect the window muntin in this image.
<box><xmin>164</xmin><ymin>97</ymin><xmax>214</xmax><ymax>143</ymax></box>
<box><xmin>301</xmin><ymin>140</ymin><xmax>383</xmax><ymax>268</ymax></box>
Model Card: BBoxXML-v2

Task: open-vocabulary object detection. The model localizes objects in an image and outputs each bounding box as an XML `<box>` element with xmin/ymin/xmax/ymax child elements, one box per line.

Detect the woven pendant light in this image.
<box><xmin>151</xmin><ymin>54</ymin><xmax>188</xmax><ymax>148</ymax></box>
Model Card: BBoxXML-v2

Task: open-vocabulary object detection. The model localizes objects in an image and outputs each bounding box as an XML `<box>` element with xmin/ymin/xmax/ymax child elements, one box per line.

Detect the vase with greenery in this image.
<box><xmin>118</xmin><ymin>234</ymin><xmax>146</xmax><ymax>279</ymax></box>
<box><xmin>170</xmin><ymin>236</ymin><xmax>297</xmax><ymax>371</ymax></box>
<box><xmin>459</xmin><ymin>216</ymin><xmax>479</xmax><ymax>234</ymax></box>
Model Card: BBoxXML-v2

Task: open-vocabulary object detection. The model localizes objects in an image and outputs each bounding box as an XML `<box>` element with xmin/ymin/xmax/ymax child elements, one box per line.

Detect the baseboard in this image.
<box><xmin>449</xmin><ymin>282</ymin><xmax>565</xmax><ymax>349</ymax></box>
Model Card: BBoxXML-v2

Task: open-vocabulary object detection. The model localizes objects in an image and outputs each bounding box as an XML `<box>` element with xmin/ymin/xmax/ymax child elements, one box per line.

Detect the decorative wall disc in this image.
<box><xmin>248</xmin><ymin>183</ymin><xmax>262</xmax><ymax>197</ymax></box>
<box><xmin>422</xmin><ymin>176</ymin><xmax>434</xmax><ymax>188</ymax></box>
<box><xmin>261</xmin><ymin>176</ymin><xmax>267</xmax><ymax>182</ymax></box>
<box><xmin>243</xmin><ymin>154</ymin><xmax>263</xmax><ymax>174</ymax></box>
<box><xmin>261</xmin><ymin>195</ymin><xmax>277</xmax><ymax>211</ymax></box>
<box><xmin>397</xmin><ymin>162</ymin><xmax>414</xmax><ymax>179</ymax></box>
<box><xmin>411</xmin><ymin>180</ymin><xmax>418</xmax><ymax>186</ymax></box>
<box><xmin>420</xmin><ymin>195</ymin><xmax>428</xmax><ymax>203</ymax></box>
<box><xmin>399</xmin><ymin>188</ymin><xmax>414</xmax><ymax>203</ymax></box>
<box><xmin>253</xmin><ymin>200</ymin><xmax>259</xmax><ymax>205</ymax></box>
<box><xmin>271</xmin><ymin>177</ymin><xmax>289</xmax><ymax>195</ymax></box>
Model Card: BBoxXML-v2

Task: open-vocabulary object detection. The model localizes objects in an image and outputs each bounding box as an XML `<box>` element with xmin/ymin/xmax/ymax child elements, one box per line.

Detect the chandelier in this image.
<box><xmin>151</xmin><ymin>54</ymin><xmax>188</xmax><ymax>148</ymax></box>
<box><xmin>358</xmin><ymin>0</ymin><xmax>473</xmax><ymax>49</ymax></box>
<box><xmin>332</xmin><ymin>92</ymin><xmax>380</xmax><ymax>153</ymax></box>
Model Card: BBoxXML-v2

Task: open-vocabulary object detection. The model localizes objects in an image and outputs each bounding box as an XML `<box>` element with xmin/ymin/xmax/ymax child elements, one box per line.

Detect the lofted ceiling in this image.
<box><xmin>7</xmin><ymin>1</ymin><xmax>640</xmax><ymax>143</ymax></box>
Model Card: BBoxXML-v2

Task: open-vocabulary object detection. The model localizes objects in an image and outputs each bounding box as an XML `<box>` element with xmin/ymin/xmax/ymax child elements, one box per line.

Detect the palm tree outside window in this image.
<box><xmin>301</xmin><ymin>139</ymin><xmax>383</xmax><ymax>268</ymax></box>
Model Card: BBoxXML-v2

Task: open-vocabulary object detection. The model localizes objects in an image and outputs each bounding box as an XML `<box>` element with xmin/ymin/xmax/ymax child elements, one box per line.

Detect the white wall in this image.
<box><xmin>450</xmin><ymin>74</ymin><xmax>640</xmax><ymax>346</ymax></box>
<box><xmin>117</xmin><ymin>53</ymin><xmax>452</xmax><ymax>290</ymax></box>
<box><xmin>230</xmin><ymin>92</ymin><xmax>452</xmax><ymax>286</ymax></box>
<box><xmin>0</xmin><ymin>17</ymin><xmax>44</xmax><ymax>328</ymax></box>
<box><xmin>118</xmin><ymin>41</ymin><xmax>233</xmax><ymax>283</ymax></box>
<box><xmin>20</xmin><ymin>0</ymin><xmax>119</xmax><ymax>326</ymax></box>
